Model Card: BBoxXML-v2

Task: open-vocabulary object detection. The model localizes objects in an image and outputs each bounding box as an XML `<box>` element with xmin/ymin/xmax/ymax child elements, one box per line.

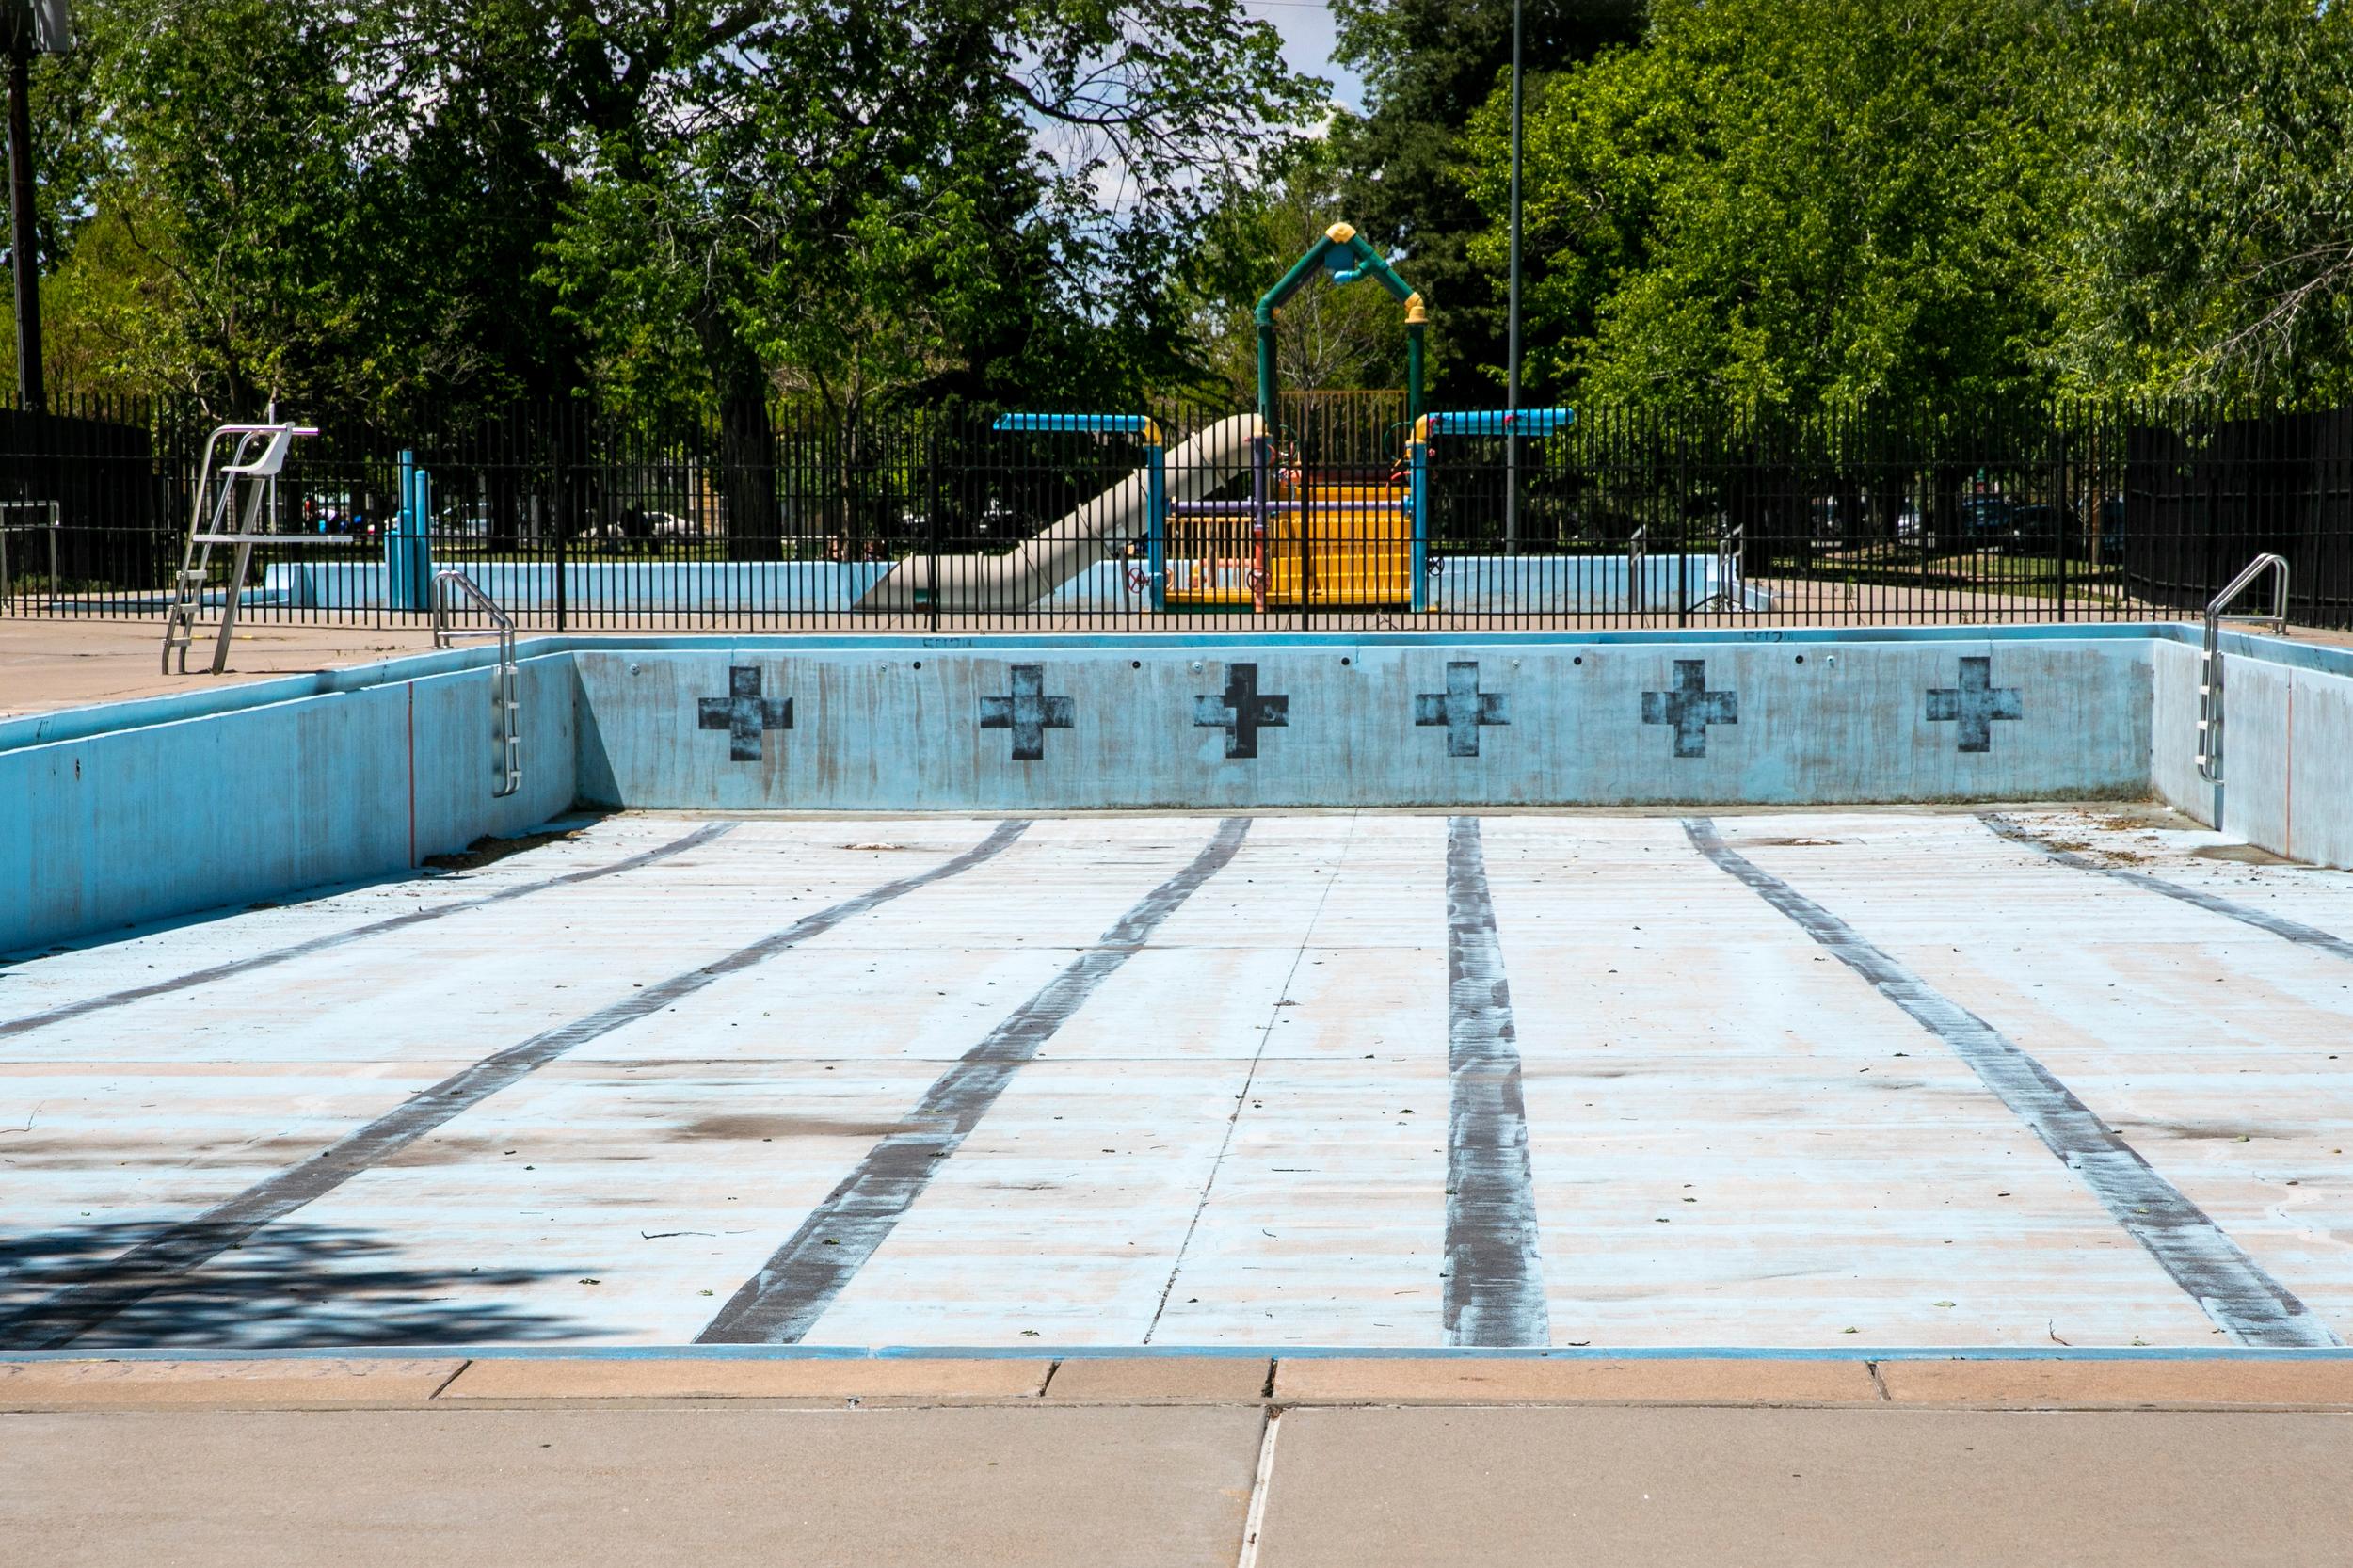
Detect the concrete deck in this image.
<box><xmin>5</xmin><ymin>805</ymin><xmax>2352</xmax><ymax>1352</ymax></box>
<box><xmin>0</xmin><ymin>616</ymin><xmax>443</xmax><ymax>716</ymax></box>
<box><xmin>6</xmin><ymin>1366</ymin><xmax>2353</xmax><ymax>1566</ymax></box>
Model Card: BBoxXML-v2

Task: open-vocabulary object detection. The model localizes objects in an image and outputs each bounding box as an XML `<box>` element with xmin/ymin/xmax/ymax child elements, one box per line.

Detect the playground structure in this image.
<box><xmin>137</xmin><ymin>229</ymin><xmax>1766</xmax><ymax>632</ymax></box>
<box><xmin>858</xmin><ymin>222</ymin><xmax>1580</xmax><ymax>616</ymax></box>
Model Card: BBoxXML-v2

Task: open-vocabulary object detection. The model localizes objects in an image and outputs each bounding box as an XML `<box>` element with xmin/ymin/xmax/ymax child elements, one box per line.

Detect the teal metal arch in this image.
<box><xmin>1255</xmin><ymin>222</ymin><xmax>1426</xmax><ymax>424</ymax></box>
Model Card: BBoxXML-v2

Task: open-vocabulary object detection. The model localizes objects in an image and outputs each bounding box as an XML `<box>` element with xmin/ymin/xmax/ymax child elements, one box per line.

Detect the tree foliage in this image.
<box><xmin>1328</xmin><ymin>0</ymin><xmax>1642</xmax><ymax>400</ymax></box>
<box><xmin>2047</xmin><ymin>0</ymin><xmax>2353</xmax><ymax>405</ymax></box>
<box><xmin>1448</xmin><ymin>0</ymin><xmax>2353</xmax><ymax>411</ymax></box>
<box><xmin>10</xmin><ymin>0</ymin><xmax>1320</xmax><ymax>424</ymax></box>
<box><xmin>1179</xmin><ymin>136</ymin><xmax>1409</xmax><ymax>405</ymax></box>
<box><xmin>1473</xmin><ymin>0</ymin><xmax>2063</xmax><ymax>410</ymax></box>
<box><xmin>11</xmin><ymin>0</ymin><xmax>2353</xmax><ymax>423</ymax></box>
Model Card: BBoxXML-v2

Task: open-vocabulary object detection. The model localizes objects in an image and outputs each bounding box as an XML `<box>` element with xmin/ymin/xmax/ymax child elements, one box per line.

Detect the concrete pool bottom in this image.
<box><xmin>4</xmin><ymin>805</ymin><xmax>2351</xmax><ymax>1354</ymax></box>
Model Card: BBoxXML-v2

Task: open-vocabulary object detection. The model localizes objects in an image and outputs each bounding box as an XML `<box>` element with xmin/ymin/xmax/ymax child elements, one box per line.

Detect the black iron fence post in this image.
<box><xmin>2054</xmin><ymin>417</ymin><xmax>2069</xmax><ymax>623</ymax></box>
<box><xmin>554</xmin><ymin>442</ymin><xmax>569</xmax><ymax>635</ymax></box>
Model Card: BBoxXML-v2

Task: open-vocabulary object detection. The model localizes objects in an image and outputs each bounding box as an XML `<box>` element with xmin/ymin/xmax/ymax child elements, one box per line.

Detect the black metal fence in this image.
<box><xmin>4</xmin><ymin>392</ymin><xmax>2349</xmax><ymax>632</ymax></box>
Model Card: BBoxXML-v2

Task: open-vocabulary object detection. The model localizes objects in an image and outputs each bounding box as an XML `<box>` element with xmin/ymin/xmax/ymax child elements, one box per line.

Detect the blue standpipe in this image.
<box><xmin>1144</xmin><ymin>435</ymin><xmax>1166</xmax><ymax>613</ymax></box>
<box><xmin>1411</xmin><ymin>436</ymin><xmax>1431</xmax><ymax>614</ymax></box>
<box><xmin>389</xmin><ymin>449</ymin><xmax>436</xmax><ymax>611</ymax></box>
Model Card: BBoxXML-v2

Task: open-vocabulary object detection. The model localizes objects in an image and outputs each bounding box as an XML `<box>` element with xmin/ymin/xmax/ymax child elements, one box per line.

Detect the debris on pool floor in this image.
<box><xmin>2</xmin><ymin>808</ymin><xmax>2349</xmax><ymax>1352</ymax></box>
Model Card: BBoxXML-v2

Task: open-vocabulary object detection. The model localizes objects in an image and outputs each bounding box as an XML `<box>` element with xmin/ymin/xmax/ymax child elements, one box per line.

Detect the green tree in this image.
<box><xmin>536</xmin><ymin>0</ymin><xmax>1320</xmax><ymax>544</ymax></box>
<box><xmin>2047</xmin><ymin>0</ymin><xmax>2353</xmax><ymax>404</ymax></box>
<box><xmin>1477</xmin><ymin>0</ymin><xmax>2065</xmax><ymax>411</ymax></box>
<box><xmin>1181</xmin><ymin>135</ymin><xmax>1408</xmax><ymax>405</ymax></box>
<box><xmin>1329</xmin><ymin>0</ymin><xmax>1643</xmax><ymax>400</ymax></box>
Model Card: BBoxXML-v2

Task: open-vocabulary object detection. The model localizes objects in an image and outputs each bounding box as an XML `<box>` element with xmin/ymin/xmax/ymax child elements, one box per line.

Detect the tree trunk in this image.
<box><xmin>716</xmin><ymin>384</ymin><xmax>780</xmax><ymax>561</ymax></box>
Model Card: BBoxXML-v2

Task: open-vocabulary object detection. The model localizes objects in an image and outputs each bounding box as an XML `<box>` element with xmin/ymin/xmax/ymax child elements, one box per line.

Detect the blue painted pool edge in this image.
<box><xmin>5</xmin><ymin>1342</ymin><xmax>2352</xmax><ymax>1363</ymax></box>
<box><xmin>6</xmin><ymin>622</ymin><xmax>2347</xmax><ymax>758</ymax></box>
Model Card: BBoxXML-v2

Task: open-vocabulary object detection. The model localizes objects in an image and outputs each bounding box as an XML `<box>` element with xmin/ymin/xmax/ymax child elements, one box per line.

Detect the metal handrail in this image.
<box><xmin>2196</xmin><ymin>552</ymin><xmax>2290</xmax><ymax>784</ymax></box>
<box><xmin>1627</xmin><ymin>525</ymin><xmax>1647</xmax><ymax>615</ymax></box>
<box><xmin>432</xmin><ymin>567</ymin><xmax>514</xmax><ymax>650</ymax></box>
<box><xmin>1685</xmin><ymin>522</ymin><xmax>1747</xmax><ymax>615</ymax></box>
<box><xmin>434</xmin><ymin>568</ymin><xmax>520</xmax><ymax>797</ymax></box>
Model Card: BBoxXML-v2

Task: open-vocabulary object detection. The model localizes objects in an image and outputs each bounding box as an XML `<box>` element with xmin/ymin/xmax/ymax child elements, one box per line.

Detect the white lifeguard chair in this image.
<box><xmin>160</xmin><ymin>421</ymin><xmax>323</xmax><ymax>674</ymax></box>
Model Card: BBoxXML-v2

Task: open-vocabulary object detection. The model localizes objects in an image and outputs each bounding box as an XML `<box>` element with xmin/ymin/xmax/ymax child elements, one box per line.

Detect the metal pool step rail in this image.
<box><xmin>432</xmin><ymin>568</ymin><xmax>520</xmax><ymax>798</ymax></box>
<box><xmin>2196</xmin><ymin>552</ymin><xmax>2290</xmax><ymax>785</ymax></box>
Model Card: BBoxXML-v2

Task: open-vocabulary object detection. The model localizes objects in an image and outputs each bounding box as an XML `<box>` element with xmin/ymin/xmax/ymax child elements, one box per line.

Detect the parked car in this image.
<box><xmin>2004</xmin><ymin>503</ymin><xmax>2076</xmax><ymax>557</ymax></box>
<box><xmin>1953</xmin><ymin>496</ymin><xmax>2016</xmax><ymax>547</ymax></box>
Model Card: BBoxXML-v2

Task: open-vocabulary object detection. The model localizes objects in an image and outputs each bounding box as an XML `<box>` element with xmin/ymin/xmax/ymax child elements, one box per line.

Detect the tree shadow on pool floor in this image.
<box><xmin>0</xmin><ymin>1220</ymin><xmax>600</xmax><ymax>1349</ymax></box>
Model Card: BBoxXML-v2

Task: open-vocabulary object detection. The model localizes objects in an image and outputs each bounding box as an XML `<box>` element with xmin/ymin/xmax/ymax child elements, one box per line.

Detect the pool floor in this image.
<box><xmin>4</xmin><ymin>807</ymin><xmax>2351</xmax><ymax>1352</ymax></box>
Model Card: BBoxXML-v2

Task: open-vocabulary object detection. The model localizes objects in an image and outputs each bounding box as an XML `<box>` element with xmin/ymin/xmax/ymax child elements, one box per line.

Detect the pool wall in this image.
<box><xmin>6</xmin><ymin>624</ymin><xmax>2350</xmax><ymax>954</ymax></box>
<box><xmin>571</xmin><ymin>636</ymin><xmax>2148</xmax><ymax>812</ymax></box>
<box><xmin>2149</xmin><ymin>634</ymin><xmax>2353</xmax><ymax>869</ymax></box>
<box><xmin>0</xmin><ymin>649</ymin><xmax>577</xmax><ymax>953</ymax></box>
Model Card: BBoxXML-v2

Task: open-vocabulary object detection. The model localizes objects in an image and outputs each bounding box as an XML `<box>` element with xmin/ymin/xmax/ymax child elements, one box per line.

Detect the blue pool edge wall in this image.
<box><xmin>4</xmin><ymin>623</ymin><xmax>2348</xmax><ymax>954</ymax></box>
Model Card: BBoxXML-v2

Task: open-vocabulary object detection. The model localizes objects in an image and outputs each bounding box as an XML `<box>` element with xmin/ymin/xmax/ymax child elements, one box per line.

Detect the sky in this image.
<box><xmin>1241</xmin><ymin>0</ymin><xmax>1367</xmax><ymax>112</ymax></box>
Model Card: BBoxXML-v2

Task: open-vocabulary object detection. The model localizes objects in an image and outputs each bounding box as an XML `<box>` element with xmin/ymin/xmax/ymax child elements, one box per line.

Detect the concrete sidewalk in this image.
<box><xmin>0</xmin><ymin>617</ymin><xmax>440</xmax><ymax>715</ymax></box>
<box><xmin>5</xmin><ymin>1356</ymin><xmax>2352</xmax><ymax>1566</ymax></box>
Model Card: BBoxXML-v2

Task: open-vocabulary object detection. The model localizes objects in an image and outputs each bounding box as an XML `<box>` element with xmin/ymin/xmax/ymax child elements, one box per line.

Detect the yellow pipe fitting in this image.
<box><xmin>1404</xmin><ymin>292</ymin><xmax>1428</xmax><ymax>326</ymax></box>
<box><xmin>1324</xmin><ymin>221</ymin><xmax>1358</xmax><ymax>245</ymax></box>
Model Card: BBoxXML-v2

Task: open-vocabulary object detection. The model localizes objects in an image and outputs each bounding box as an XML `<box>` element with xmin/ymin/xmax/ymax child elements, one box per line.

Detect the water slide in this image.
<box><xmin>856</xmin><ymin>413</ymin><xmax>1264</xmax><ymax>612</ymax></box>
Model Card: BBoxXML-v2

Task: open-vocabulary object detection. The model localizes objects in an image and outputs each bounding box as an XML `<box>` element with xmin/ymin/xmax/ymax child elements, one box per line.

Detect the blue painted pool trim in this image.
<box><xmin>12</xmin><ymin>621</ymin><xmax>2342</xmax><ymax>758</ymax></box>
<box><xmin>6</xmin><ymin>1343</ymin><xmax>2352</xmax><ymax>1363</ymax></box>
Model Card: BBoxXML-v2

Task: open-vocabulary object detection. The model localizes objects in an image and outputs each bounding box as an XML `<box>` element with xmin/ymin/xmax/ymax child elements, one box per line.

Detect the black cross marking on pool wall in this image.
<box><xmin>1927</xmin><ymin>657</ymin><xmax>2023</xmax><ymax>753</ymax></box>
<box><xmin>1415</xmin><ymin>662</ymin><xmax>1510</xmax><ymax>757</ymax></box>
<box><xmin>697</xmin><ymin>665</ymin><xmax>792</xmax><ymax>762</ymax></box>
<box><xmin>979</xmin><ymin>664</ymin><xmax>1075</xmax><ymax>761</ymax></box>
<box><xmin>1193</xmin><ymin>663</ymin><xmax>1289</xmax><ymax>759</ymax></box>
<box><xmin>1641</xmin><ymin>660</ymin><xmax>1737</xmax><ymax>758</ymax></box>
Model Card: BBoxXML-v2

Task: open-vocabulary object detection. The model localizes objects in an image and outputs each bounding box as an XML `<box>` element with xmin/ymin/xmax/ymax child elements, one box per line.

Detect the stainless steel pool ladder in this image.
<box><xmin>2196</xmin><ymin>552</ymin><xmax>2290</xmax><ymax>785</ymax></box>
<box><xmin>162</xmin><ymin>422</ymin><xmax>323</xmax><ymax>675</ymax></box>
<box><xmin>433</xmin><ymin>568</ymin><xmax>520</xmax><ymax>798</ymax></box>
<box><xmin>1686</xmin><ymin>522</ymin><xmax>1748</xmax><ymax>614</ymax></box>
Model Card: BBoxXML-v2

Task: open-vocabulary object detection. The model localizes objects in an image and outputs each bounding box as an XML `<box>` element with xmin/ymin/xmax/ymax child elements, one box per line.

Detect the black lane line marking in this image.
<box><xmin>1683</xmin><ymin>817</ymin><xmax>2339</xmax><ymax>1349</ymax></box>
<box><xmin>1442</xmin><ymin>817</ymin><xmax>1549</xmax><ymax>1347</ymax></box>
<box><xmin>697</xmin><ymin>817</ymin><xmax>1253</xmax><ymax>1345</ymax></box>
<box><xmin>1980</xmin><ymin>813</ymin><xmax>2353</xmax><ymax>964</ymax></box>
<box><xmin>0</xmin><ymin>823</ymin><xmax>737</xmax><ymax>1038</ymax></box>
<box><xmin>0</xmin><ymin>821</ymin><xmax>1032</xmax><ymax>1351</ymax></box>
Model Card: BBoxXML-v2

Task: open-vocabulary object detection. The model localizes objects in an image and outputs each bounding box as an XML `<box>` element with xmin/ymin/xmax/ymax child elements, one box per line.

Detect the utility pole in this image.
<box><xmin>1504</xmin><ymin>0</ymin><xmax>1524</xmax><ymax>553</ymax></box>
<box><xmin>6</xmin><ymin>1</ymin><xmax>69</xmax><ymax>415</ymax></box>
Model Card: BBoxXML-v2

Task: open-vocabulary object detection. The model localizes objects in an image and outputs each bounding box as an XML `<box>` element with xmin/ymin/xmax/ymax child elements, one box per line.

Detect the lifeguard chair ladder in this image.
<box><xmin>161</xmin><ymin>421</ymin><xmax>324</xmax><ymax>674</ymax></box>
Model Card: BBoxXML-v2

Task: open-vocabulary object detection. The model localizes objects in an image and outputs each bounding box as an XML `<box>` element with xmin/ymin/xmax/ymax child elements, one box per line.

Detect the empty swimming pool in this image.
<box><xmin>4</xmin><ymin>803</ymin><xmax>2350</xmax><ymax>1352</ymax></box>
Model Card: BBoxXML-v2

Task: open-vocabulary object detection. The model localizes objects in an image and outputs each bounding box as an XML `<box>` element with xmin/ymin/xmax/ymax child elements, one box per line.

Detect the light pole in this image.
<box><xmin>5</xmin><ymin>0</ymin><xmax>70</xmax><ymax>414</ymax></box>
<box><xmin>1504</xmin><ymin>0</ymin><xmax>1524</xmax><ymax>552</ymax></box>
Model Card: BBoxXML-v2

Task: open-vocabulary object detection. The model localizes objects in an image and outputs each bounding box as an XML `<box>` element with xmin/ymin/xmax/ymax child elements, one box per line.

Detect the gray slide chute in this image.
<box><xmin>857</xmin><ymin>413</ymin><xmax>1264</xmax><ymax>611</ymax></box>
